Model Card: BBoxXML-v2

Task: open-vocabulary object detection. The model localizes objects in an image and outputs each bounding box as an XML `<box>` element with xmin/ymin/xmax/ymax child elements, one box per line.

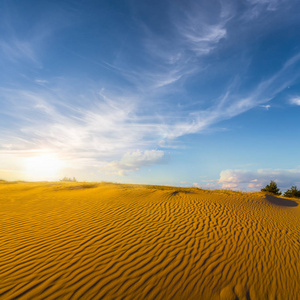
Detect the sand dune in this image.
<box><xmin>0</xmin><ymin>182</ymin><xmax>299</xmax><ymax>299</ymax></box>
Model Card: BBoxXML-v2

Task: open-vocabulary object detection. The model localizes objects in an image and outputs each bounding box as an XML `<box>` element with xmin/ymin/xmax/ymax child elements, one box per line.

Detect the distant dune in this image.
<box><xmin>0</xmin><ymin>182</ymin><xmax>299</xmax><ymax>299</ymax></box>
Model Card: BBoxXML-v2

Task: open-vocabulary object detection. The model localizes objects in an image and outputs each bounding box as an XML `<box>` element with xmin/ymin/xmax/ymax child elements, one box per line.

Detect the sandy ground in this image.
<box><xmin>0</xmin><ymin>181</ymin><xmax>299</xmax><ymax>300</ymax></box>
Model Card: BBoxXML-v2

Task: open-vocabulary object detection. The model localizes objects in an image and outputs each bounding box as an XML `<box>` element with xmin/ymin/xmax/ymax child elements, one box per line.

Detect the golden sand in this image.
<box><xmin>0</xmin><ymin>181</ymin><xmax>299</xmax><ymax>299</ymax></box>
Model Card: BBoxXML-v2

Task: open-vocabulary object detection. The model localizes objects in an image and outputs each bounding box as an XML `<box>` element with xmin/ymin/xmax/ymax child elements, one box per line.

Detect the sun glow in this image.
<box><xmin>24</xmin><ymin>154</ymin><xmax>64</xmax><ymax>180</ymax></box>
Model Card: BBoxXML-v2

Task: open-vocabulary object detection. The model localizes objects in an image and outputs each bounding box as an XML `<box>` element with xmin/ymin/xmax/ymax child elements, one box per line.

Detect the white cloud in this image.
<box><xmin>219</xmin><ymin>168</ymin><xmax>300</xmax><ymax>191</ymax></box>
<box><xmin>243</xmin><ymin>0</ymin><xmax>284</xmax><ymax>20</ymax></box>
<box><xmin>35</xmin><ymin>79</ymin><xmax>49</xmax><ymax>84</ymax></box>
<box><xmin>260</xmin><ymin>104</ymin><xmax>271</xmax><ymax>110</ymax></box>
<box><xmin>0</xmin><ymin>84</ymin><xmax>168</xmax><ymax>178</ymax></box>
<box><xmin>1</xmin><ymin>1</ymin><xmax>300</xmax><ymax>181</ymax></box>
<box><xmin>177</xmin><ymin>20</ymin><xmax>227</xmax><ymax>56</ymax></box>
<box><xmin>129</xmin><ymin>1</ymin><xmax>232</xmax><ymax>91</ymax></box>
<box><xmin>176</xmin><ymin>1</ymin><xmax>232</xmax><ymax>53</ymax></box>
<box><xmin>289</xmin><ymin>96</ymin><xmax>300</xmax><ymax>106</ymax></box>
<box><xmin>246</xmin><ymin>0</ymin><xmax>282</xmax><ymax>11</ymax></box>
<box><xmin>1</xmin><ymin>49</ymin><xmax>299</xmax><ymax>178</ymax></box>
<box><xmin>177</xmin><ymin>51</ymin><xmax>300</xmax><ymax>138</ymax></box>
<box><xmin>106</xmin><ymin>150</ymin><xmax>165</xmax><ymax>176</ymax></box>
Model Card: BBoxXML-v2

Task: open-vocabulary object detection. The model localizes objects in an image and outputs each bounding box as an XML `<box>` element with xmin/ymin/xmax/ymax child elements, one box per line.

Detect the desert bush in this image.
<box><xmin>261</xmin><ymin>180</ymin><xmax>281</xmax><ymax>195</ymax></box>
<box><xmin>283</xmin><ymin>186</ymin><xmax>300</xmax><ymax>198</ymax></box>
<box><xmin>60</xmin><ymin>177</ymin><xmax>77</xmax><ymax>182</ymax></box>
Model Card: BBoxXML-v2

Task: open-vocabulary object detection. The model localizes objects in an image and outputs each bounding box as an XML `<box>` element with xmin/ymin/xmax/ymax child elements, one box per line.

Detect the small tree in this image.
<box><xmin>283</xmin><ymin>186</ymin><xmax>300</xmax><ymax>198</ymax></box>
<box><xmin>261</xmin><ymin>180</ymin><xmax>281</xmax><ymax>195</ymax></box>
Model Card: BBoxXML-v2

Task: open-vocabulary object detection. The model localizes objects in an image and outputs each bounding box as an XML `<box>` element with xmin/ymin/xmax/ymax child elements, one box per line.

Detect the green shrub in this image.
<box><xmin>283</xmin><ymin>186</ymin><xmax>300</xmax><ymax>198</ymax></box>
<box><xmin>261</xmin><ymin>180</ymin><xmax>281</xmax><ymax>195</ymax></box>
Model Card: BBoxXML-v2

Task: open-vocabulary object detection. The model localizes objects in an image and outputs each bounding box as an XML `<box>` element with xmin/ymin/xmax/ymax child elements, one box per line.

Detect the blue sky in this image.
<box><xmin>1</xmin><ymin>0</ymin><xmax>300</xmax><ymax>191</ymax></box>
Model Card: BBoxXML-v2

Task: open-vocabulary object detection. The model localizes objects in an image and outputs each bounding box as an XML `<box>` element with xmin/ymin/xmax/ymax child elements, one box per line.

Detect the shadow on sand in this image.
<box><xmin>265</xmin><ymin>194</ymin><xmax>298</xmax><ymax>207</ymax></box>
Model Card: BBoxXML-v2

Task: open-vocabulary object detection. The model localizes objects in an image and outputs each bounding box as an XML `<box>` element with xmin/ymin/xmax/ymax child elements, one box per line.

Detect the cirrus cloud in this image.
<box><xmin>106</xmin><ymin>149</ymin><xmax>165</xmax><ymax>176</ymax></box>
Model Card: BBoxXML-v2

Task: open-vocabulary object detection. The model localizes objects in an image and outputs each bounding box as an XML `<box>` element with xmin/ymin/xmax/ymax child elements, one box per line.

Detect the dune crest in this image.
<box><xmin>0</xmin><ymin>182</ymin><xmax>299</xmax><ymax>299</ymax></box>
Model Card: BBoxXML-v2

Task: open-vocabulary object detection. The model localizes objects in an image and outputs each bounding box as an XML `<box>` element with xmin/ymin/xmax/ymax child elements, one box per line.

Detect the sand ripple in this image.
<box><xmin>0</xmin><ymin>182</ymin><xmax>299</xmax><ymax>299</ymax></box>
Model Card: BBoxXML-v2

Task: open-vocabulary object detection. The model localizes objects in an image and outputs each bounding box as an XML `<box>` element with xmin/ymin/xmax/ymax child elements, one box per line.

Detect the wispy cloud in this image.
<box><xmin>289</xmin><ymin>96</ymin><xmax>300</xmax><ymax>106</ymax></box>
<box><xmin>246</xmin><ymin>0</ymin><xmax>282</xmax><ymax>11</ymax></box>
<box><xmin>113</xmin><ymin>2</ymin><xmax>300</xmax><ymax>142</ymax></box>
<box><xmin>260</xmin><ymin>104</ymin><xmax>271</xmax><ymax>110</ymax></box>
<box><xmin>35</xmin><ymin>79</ymin><xmax>49</xmax><ymax>85</ymax></box>
<box><xmin>242</xmin><ymin>0</ymin><xmax>285</xmax><ymax>20</ymax></box>
<box><xmin>175</xmin><ymin>2</ymin><xmax>230</xmax><ymax>56</ymax></box>
<box><xmin>123</xmin><ymin>1</ymin><xmax>232</xmax><ymax>92</ymax></box>
<box><xmin>0</xmin><ymin>39</ymin><xmax>38</xmax><ymax>64</ymax></box>
<box><xmin>1</xmin><ymin>0</ymin><xmax>300</xmax><ymax>181</ymax></box>
<box><xmin>171</xmin><ymin>51</ymin><xmax>300</xmax><ymax>137</ymax></box>
<box><xmin>1</xmin><ymin>50</ymin><xmax>300</xmax><ymax>177</ymax></box>
<box><xmin>0</xmin><ymin>86</ymin><xmax>166</xmax><ymax>172</ymax></box>
<box><xmin>106</xmin><ymin>150</ymin><xmax>165</xmax><ymax>176</ymax></box>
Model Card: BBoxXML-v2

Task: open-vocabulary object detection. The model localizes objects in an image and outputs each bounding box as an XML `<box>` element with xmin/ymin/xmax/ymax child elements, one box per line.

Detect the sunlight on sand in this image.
<box><xmin>0</xmin><ymin>182</ymin><xmax>299</xmax><ymax>299</ymax></box>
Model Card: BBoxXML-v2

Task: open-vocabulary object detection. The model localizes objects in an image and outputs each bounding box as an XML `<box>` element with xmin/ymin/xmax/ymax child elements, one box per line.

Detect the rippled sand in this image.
<box><xmin>0</xmin><ymin>181</ymin><xmax>299</xmax><ymax>299</ymax></box>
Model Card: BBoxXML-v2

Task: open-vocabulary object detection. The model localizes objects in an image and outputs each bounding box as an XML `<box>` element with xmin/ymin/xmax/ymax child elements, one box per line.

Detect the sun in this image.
<box><xmin>24</xmin><ymin>154</ymin><xmax>64</xmax><ymax>181</ymax></box>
